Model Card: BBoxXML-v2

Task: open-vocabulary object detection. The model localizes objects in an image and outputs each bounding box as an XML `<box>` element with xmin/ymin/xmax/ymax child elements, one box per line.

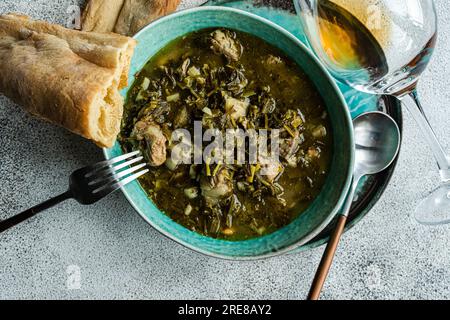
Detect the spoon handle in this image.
<box><xmin>307</xmin><ymin>215</ymin><xmax>347</xmax><ymax>300</ymax></box>
<box><xmin>307</xmin><ymin>176</ymin><xmax>359</xmax><ymax>300</ymax></box>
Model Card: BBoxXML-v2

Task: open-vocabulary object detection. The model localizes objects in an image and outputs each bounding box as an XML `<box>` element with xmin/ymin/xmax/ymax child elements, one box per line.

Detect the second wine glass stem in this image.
<box><xmin>400</xmin><ymin>89</ymin><xmax>450</xmax><ymax>181</ymax></box>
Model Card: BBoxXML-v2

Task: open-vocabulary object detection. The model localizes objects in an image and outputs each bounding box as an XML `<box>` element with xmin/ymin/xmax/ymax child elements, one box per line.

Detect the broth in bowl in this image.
<box><xmin>119</xmin><ymin>28</ymin><xmax>332</xmax><ymax>240</ymax></box>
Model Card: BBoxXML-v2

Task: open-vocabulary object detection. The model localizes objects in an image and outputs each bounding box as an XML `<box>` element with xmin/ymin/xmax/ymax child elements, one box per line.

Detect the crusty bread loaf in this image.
<box><xmin>0</xmin><ymin>14</ymin><xmax>136</xmax><ymax>147</ymax></box>
<box><xmin>82</xmin><ymin>0</ymin><xmax>181</xmax><ymax>36</ymax></box>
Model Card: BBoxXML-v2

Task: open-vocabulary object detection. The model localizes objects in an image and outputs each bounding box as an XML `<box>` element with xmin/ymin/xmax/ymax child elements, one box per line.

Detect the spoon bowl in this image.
<box><xmin>353</xmin><ymin>111</ymin><xmax>401</xmax><ymax>179</ymax></box>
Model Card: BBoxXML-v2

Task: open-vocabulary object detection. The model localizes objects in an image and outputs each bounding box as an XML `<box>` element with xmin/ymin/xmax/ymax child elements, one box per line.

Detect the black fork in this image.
<box><xmin>0</xmin><ymin>151</ymin><xmax>148</xmax><ymax>233</ymax></box>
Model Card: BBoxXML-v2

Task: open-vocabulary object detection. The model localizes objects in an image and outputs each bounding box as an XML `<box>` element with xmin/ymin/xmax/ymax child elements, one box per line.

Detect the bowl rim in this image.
<box><xmin>103</xmin><ymin>6</ymin><xmax>355</xmax><ymax>260</ymax></box>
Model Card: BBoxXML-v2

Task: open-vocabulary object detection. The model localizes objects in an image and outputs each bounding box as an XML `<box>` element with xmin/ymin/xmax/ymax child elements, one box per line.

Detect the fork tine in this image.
<box><xmin>92</xmin><ymin>168</ymin><xmax>149</xmax><ymax>198</ymax></box>
<box><xmin>88</xmin><ymin>156</ymin><xmax>144</xmax><ymax>182</ymax></box>
<box><xmin>84</xmin><ymin>151</ymin><xmax>141</xmax><ymax>178</ymax></box>
<box><xmin>112</xmin><ymin>156</ymin><xmax>144</xmax><ymax>172</ymax></box>
<box><xmin>89</xmin><ymin>163</ymin><xmax>147</xmax><ymax>187</ymax></box>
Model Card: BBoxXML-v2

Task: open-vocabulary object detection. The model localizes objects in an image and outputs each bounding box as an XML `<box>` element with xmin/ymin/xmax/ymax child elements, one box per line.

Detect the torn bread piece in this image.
<box><xmin>81</xmin><ymin>0</ymin><xmax>126</xmax><ymax>34</ymax></box>
<box><xmin>82</xmin><ymin>0</ymin><xmax>181</xmax><ymax>36</ymax></box>
<box><xmin>0</xmin><ymin>14</ymin><xmax>136</xmax><ymax>147</ymax></box>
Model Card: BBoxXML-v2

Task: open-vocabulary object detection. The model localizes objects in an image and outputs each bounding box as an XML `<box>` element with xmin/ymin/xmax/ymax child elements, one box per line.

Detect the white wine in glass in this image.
<box><xmin>294</xmin><ymin>0</ymin><xmax>450</xmax><ymax>225</ymax></box>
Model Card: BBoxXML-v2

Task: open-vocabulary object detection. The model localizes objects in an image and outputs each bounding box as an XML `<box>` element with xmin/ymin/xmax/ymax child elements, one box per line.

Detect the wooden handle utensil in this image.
<box><xmin>307</xmin><ymin>215</ymin><xmax>347</xmax><ymax>300</ymax></box>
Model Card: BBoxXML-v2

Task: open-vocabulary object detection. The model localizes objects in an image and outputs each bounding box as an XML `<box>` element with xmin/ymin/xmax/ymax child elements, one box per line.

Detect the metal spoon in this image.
<box><xmin>308</xmin><ymin>111</ymin><xmax>401</xmax><ymax>300</ymax></box>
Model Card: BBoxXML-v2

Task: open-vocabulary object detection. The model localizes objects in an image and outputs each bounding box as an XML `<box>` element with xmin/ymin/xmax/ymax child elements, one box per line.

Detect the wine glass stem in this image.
<box><xmin>400</xmin><ymin>89</ymin><xmax>450</xmax><ymax>182</ymax></box>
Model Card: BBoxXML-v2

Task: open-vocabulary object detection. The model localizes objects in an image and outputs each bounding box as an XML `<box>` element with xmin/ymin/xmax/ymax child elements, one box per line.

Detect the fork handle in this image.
<box><xmin>0</xmin><ymin>191</ymin><xmax>72</xmax><ymax>233</ymax></box>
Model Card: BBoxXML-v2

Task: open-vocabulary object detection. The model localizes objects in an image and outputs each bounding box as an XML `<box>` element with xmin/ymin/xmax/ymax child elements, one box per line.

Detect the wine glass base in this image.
<box><xmin>414</xmin><ymin>183</ymin><xmax>450</xmax><ymax>225</ymax></box>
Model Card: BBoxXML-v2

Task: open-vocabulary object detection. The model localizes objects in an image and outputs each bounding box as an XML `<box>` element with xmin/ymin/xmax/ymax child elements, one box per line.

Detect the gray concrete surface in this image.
<box><xmin>0</xmin><ymin>0</ymin><xmax>449</xmax><ymax>300</ymax></box>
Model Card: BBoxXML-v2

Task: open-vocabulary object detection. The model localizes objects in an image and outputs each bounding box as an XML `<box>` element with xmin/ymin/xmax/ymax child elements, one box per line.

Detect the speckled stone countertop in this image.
<box><xmin>0</xmin><ymin>0</ymin><xmax>449</xmax><ymax>300</ymax></box>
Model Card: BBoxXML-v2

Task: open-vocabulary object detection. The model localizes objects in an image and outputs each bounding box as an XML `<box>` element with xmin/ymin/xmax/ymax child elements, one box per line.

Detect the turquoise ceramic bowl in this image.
<box><xmin>103</xmin><ymin>7</ymin><xmax>354</xmax><ymax>260</ymax></box>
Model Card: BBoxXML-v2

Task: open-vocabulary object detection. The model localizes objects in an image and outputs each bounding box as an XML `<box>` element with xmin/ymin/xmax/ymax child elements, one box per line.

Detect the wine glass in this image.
<box><xmin>294</xmin><ymin>0</ymin><xmax>450</xmax><ymax>225</ymax></box>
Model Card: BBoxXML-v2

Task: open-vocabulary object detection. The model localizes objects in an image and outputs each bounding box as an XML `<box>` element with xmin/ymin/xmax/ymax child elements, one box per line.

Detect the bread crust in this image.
<box><xmin>0</xmin><ymin>14</ymin><xmax>137</xmax><ymax>147</ymax></box>
<box><xmin>82</xmin><ymin>0</ymin><xmax>125</xmax><ymax>34</ymax></box>
<box><xmin>82</xmin><ymin>0</ymin><xmax>181</xmax><ymax>36</ymax></box>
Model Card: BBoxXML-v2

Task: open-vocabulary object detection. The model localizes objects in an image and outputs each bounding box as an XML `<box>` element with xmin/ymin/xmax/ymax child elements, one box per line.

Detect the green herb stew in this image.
<box><xmin>119</xmin><ymin>28</ymin><xmax>332</xmax><ymax>240</ymax></box>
